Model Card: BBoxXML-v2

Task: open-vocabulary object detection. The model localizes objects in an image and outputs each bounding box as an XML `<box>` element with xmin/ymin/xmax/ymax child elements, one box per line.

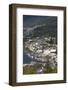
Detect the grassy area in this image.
<box><xmin>23</xmin><ymin>64</ymin><xmax>57</xmax><ymax>75</ymax></box>
<box><xmin>23</xmin><ymin>65</ymin><xmax>36</xmax><ymax>74</ymax></box>
<box><xmin>43</xmin><ymin>65</ymin><xmax>57</xmax><ymax>73</ymax></box>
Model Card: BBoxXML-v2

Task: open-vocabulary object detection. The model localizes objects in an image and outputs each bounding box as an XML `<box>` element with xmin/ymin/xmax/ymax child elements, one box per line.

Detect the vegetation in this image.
<box><xmin>23</xmin><ymin>65</ymin><xmax>36</xmax><ymax>74</ymax></box>
<box><xmin>43</xmin><ymin>65</ymin><xmax>57</xmax><ymax>73</ymax></box>
<box><xmin>23</xmin><ymin>63</ymin><xmax>57</xmax><ymax>75</ymax></box>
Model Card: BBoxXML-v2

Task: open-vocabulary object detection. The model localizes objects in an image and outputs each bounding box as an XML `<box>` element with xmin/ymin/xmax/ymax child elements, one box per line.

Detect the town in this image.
<box><xmin>23</xmin><ymin>36</ymin><xmax>57</xmax><ymax>74</ymax></box>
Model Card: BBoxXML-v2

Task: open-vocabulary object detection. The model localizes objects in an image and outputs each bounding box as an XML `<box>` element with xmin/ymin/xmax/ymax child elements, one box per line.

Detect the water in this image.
<box><xmin>23</xmin><ymin>52</ymin><xmax>32</xmax><ymax>64</ymax></box>
<box><xmin>23</xmin><ymin>52</ymin><xmax>47</xmax><ymax>64</ymax></box>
